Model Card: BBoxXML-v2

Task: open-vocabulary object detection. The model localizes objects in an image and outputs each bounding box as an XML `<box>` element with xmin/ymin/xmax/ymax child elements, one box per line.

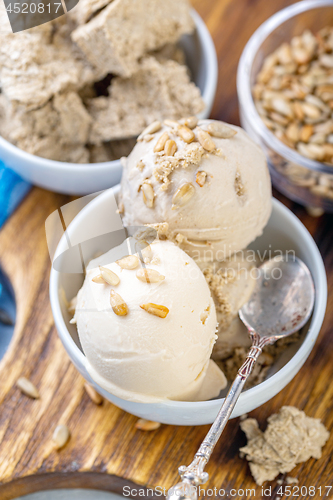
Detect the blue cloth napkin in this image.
<box><xmin>0</xmin><ymin>161</ymin><xmax>31</xmax><ymax>228</ymax></box>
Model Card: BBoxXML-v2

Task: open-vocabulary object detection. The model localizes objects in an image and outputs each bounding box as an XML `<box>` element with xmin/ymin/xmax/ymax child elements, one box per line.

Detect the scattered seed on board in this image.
<box><xmin>53</xmin><ymin>424</ymin><xmax>71</xmax><ymax>450</ymax></box>
<box><xmin>164</xmin><ymin>119</ymin><xmax>180</xmax><ymax>129</ymax></box>
<box><xmin>172</xmin><ymin>183</ymin><xmax>195</xmax><ymax>210</ymax></box>
<box><xmin>140</xmin><ymin>303</ymin><xmax>169</xmax><ymax>318</ymax></box>
<box><xmin>84</xmin><ymin>383</ymin><xmax>103</xmax><ymax>405</ymax></box>
<box><xmin>135</xmin><ymin>419</ymin><xmax>161</xmax><ymax>431</ymax></box>
<box><xmin>16</xmin><ymin>377</ymin><xmax>40</xmax><ymax>399</ymax></box>
<box><xmin>136</xmin><ymin>269</ymin><xmax>165</xmax><ymax>283</ymax></box>
<box><xmin>116</xmin><ymin>255</ymin><xmax>139</xmax><ymax>270</ymax></box>
<box><xmin>98</xmin><ymin>266</ymin><xmax>120</xmax><ymax>286</ymax></box>
<box><xmin>110</xmin><ymin>290</ymin><xmax>129</xmax><ymax>316</ymax></box>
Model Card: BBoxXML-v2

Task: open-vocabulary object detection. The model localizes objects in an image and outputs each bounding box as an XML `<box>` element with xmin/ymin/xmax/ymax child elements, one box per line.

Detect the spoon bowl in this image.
<box><xmin>239</xmin><ymin>256</ymin><xmax>315</xmax><ymax>340</ymax></box>
<box><xmin>168</xmin><ymin>255</ymin><xmax>316</xmax><ymax>499</ymax></box>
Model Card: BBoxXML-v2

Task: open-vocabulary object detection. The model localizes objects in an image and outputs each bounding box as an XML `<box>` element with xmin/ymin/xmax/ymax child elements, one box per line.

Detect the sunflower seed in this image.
<box><xmin>324</xmin><ymin>143</ymin><xmax>333</xmax><ymax>160</ymax></box>
<box><xmin>293</xmin><ymin>101</ymin><xmax>305</xmax><ymax>120</ymax></box>
<box><xmin>53</xmin><ymin>425</ymin><xmax>70</xmax><ymax>450</ymax></box>
<box><xmin>196</xmin><ymin>171</ymin><xmax>207</xmax><ymax>187</ymax></box>
<box><xmin>270</xmin><ymin>98</ymin><xmax>294</xmax><ymax>118</ymax></box>
<box><xmin>137</xmin><ymin>121</ymin><xmax>161</xmax><ymax>141</ymax></box>
<box><xmin>301</xmin><ymin>102</ymin><xmax>322</xmax><ymax>120</ymax></box>
<box><xmin>164</xmin><ymin>139</ymin><xmax>177</xmax><ymax>156</ymax></box>
<box><xmin>297</xmin><ymin>142</ymin><xmax>325</xmax><ymax>161</ymax></box>
<box><xmin>315</xmin><ymin>120</ymin><xmax>333</xmax><ymax>134</ymax></box>
<box><xmin>172</xmin><ymin>183</ymin><xmax>195</xmax><ymax>210</ymax></box>
<box><xmin>309</xmin><ymin>132</ymin><xmax>326</xmax><ymax>145</ymax></box>
<box><xmin>277</xmin><ymin>43</ymin><xmax>293</xmax><ymax>65</ymax></box>
<box><xmin>142</xmin><ymin>182</ymin><xmax>155</xmax><ymax>208</ymax></box>
<box><xmin>207</xmin><ymin>122</ymin><xmax>237</xmax><ymax>139</ymax></box>
<box><xmin>92</xmin><ymin>274</ymin><xmax>105</xmax><ymax>284</ymax></box>
<box><xmin>99</xmin><ymin>266</ymin><xmax>120</xmax><ymax>286</ymax></box>
<box><xmin>135</xmin><ymin>419</ymin><xmax>161</xmax><ymax>431</ymax></box>
<box><xmin>320</xmin><ymin>54</ymin><xmax>333</xmax><ymax>68</ymax></box>
<box><xmin>292</xmin><ymin>46</ymin><xmax>312</xmax><ymax>65</ymax></box>
<box><xmin>154</xmin><ymin>132</ymin><xmax>169</xmax><ymax>152</ymax></box>
<box><xmin>178</xmin><ymin>125</ymin><xmax>195</xmax><ymax>143</ymax></box>
<box><xmin>16</xmin><ymin>377</ymin><xmax>40</xmax><ymax>399</ymax></box>
<box><xmin>305</xmin><ymin>94</ymin><xmax>329</xmax><ymax>112</ymax></box>
<box><xmin>197</xmin><ymin>128</ymin><xmax>216</xmax><ymax>151</ymax></box>
<box><xmin>180</xmin><ymin>116</ymin><xmax>198</xmax><ymax>129</ymax></box>
<box><xmin>299</xmin><ymin>124</ymin><xmax>314</xmax><ymax>143</ymax></box>
<box><xmin>164</xmin><ymin>119</ymin><xmax>180</xmax><ymax>129</ymax></box>
<box><xmin>137</xmin><ymin>160</ymin><xmax>145</xmax><ymax>171</ymax></box>
<box><xmin>136</xmin><ymin>269</ymin><xmax>165</xmax><ymax>283</ymax></box>
<box><xmin>110</xmin><ymin>290</ymin><xmax>128</xmax><ymax>316</ymax></box>
<box><xmin>84</xmin><ymin>383</ymin><xmax>103</xmax><ymax>405</ymax></box>
<box><xmin>143</xmin><ymin>134</ymin><xmax>154</xmax><ymax>142</ymax></box>
<box><xmin>269</xmin><ymin>111</ymin><xmax>290</xmax><ymax>127</ymax></box>
<box><xmin>116</xmin><ymin>255</ymin><xmax>139</xmax><ymax>270</ymax></box>
<box><xmin>285</xmin><ymin>122</ymin><xmax>300</xmax><ymax>143</ymax></box>
<box><xmin>140</xmin><ymin>303</ymin><xmax>169</xmax><ymax>318</ymax></box>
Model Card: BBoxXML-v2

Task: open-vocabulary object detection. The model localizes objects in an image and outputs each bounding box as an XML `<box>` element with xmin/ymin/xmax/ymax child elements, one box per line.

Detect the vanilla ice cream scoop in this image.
<box><xmin>75</xmin><ymin>239</ymin><xmax>226</xmax><ymax>403</ymax></box>
<box><xmin>120</xmin><ymin>119</ymin><xmax>272</xmax><ymax>261</ymax></box>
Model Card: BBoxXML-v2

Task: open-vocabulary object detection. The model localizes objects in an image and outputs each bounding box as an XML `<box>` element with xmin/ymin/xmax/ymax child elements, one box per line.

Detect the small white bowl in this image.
<box><xmin>49</xmin><ymin>187</ymin><xmax>327</xmax><ymax>426</ymax></box>
<box><xmin>0</xmin><ymin>10</ymin><xmax>217</xmax><ymax>196</ymax></box>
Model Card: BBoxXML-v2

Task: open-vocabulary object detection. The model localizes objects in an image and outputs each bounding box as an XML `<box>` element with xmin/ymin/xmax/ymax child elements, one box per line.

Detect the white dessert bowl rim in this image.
<box><xmin>49</xmin><ymin>186</ymin><xmax>327</xmax><ymax>425</ymax></box>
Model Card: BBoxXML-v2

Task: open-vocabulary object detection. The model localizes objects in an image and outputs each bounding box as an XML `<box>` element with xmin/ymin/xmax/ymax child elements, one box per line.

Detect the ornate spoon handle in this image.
<box><xmin>167</xmin><ymin>332</ymin><xmax>271</xmax><ymax>500</ymax></box>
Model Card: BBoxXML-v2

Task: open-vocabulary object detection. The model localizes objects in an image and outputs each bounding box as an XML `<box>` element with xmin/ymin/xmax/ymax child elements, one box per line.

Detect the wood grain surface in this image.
<box><xmin>1</xmin><ymin>1</ymin><xmax>333</xmax><ymax>499</ymax></box>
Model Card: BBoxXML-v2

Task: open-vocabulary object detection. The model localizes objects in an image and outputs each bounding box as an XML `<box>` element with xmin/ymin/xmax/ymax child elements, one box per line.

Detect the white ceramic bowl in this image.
<box><xmin>0</xmin><ymin>10</ymin><xmax>217</xmax><ymax>196</ymax></box>
<box><xmin>49</xmin><ymin>187</ymin><xmax>327</xmax><ymax>426</ymax></box>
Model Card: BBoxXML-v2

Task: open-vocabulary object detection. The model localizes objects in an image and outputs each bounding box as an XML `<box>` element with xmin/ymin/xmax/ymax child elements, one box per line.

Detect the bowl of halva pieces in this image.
<box><xmin>0</xmin><ymin>0</ymin><xmax>217</xmax><ymax>194</ymax></box>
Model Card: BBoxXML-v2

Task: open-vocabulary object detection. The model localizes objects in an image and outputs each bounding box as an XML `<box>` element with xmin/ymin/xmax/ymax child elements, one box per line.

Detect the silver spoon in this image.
<box><xmin>167</xmin><ymin>255</ymin><xmax>315</xmax><ymax>500</ymax></box>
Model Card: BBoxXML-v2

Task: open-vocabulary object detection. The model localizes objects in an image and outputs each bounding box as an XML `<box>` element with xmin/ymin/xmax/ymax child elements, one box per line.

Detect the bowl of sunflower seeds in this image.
<box><xmin>237</xmin><ymin>0</ymin><xmax>333</xmax><ymax>215</ymax></box>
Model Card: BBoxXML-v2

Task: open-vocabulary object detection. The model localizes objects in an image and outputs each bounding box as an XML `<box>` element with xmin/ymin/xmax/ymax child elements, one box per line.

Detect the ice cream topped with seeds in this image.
<box><xmin>74</xmin><ymin>118</ymin><xmax>274</xmax><ymax>402</ymax></box>
<box><xmin>75</xmin><ymin>238</ymin><xmax>227</xmax><ymax>403</ymax></box>
<box><xmin>120</xmin><ymin>118</ymin><xmax>272</xmax><ymax>261</ymax></box>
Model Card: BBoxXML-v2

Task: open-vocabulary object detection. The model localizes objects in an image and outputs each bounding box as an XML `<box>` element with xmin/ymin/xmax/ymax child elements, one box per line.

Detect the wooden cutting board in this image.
<box><xmin>1</xmin><ymin>1</ymin><xmax>333</xmax><ymax>499</ymax></box>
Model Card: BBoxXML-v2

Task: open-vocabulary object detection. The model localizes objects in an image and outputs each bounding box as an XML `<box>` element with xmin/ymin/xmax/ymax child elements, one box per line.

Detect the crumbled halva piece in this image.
<box><xmin>0</xmin><ymin>18</ymin><xmax>101</xmax><ymax>110</ymax></box>
<box><xmin>87</xmin><ymin>57</ymin><xmax>205</xmax><ymax>143</ymax></box>
<box><xmin>240</xmin><ymin>406</ymin><xmax>330</xmax><ymax>486</ymax></box>
<box><xmin>0</xmin><ymin>0</ymin><xmax>203</xmax><ymax>163</ymax></box>
<box><xmin>71</xmin><ymin>0</ymin><xmax>194</xmax><ymax>77</ymax></box>
<box><xmin>2</xmin><ymin>92</ymin><xmax>91</xmax><ymax>162</ymax></box>
<box><xmin>69</xmin><ymin>0</ymin><xmax>115</xmax><ymax>25</ymax></box>
<box><xmin>150</xmin><ymin>43</ymin><xmax>186</xmax><ymax>65</ymax></box>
